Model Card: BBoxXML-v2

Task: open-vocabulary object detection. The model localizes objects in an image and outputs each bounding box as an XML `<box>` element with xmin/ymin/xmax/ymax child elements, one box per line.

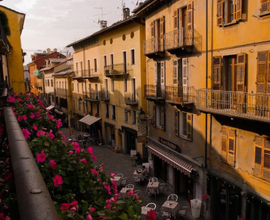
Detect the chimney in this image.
<box><xmin>123</xmin><ymin>7</ymin><xmax>130</xmax><ymax>20</ymax></box>
<box><xmin>99</xmin><ymin>20</ymin><xmax>107</xmax><ymax>29</ymax></box>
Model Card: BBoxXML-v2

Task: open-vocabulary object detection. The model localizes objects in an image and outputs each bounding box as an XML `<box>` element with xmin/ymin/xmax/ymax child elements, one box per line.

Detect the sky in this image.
<box><xmin>0</xmin><ymin>0</ymin><xmax>140</xmax><ymax>64</ymax></box>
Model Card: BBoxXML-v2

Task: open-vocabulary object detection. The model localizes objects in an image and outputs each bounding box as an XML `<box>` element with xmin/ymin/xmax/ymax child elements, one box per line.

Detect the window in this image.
<box><xmin>83</xmin><ymin>102</ymin><xmax>85</xmax><ymax>113</ymax></box>
<box><xmin>175</xmin><ymin>111</ymin><xmax>193</xmax><ymax>141</ymax></box>
<box><xmin>112</xmin><ymin>105</ymin><xmax>116</xmax><ymax>120</ymax></box>
<box><xmin>90</xmin><ymin>103</ymin><xmax>93</xmax><ymax>115</ymax></box>
<box><xmin>152</xmin><ymin>105</ymin><xmax>165</xmax><ymax>130</ymax></box>
<box><xmin>87</xmin><ymin>60</ymin><xmax>90</xmax><ymax>71</ymax></box>
<box><xmin>124</xmin><ymin>109</ymin><xmax>128</xmax><ymax>122</ymax></box>
<box><xmin>82</xmin><ymin>83</ymin><xmax>84</xmax><ymax>93</ymax></box>
<box><xmin>77</xmin><ymin>83</ymin><xmax>79</xmax><ymax>92</ymax></box>
<box><xmin>257</xmin><ymin>51</ymin><xmax>270</xmax><ymax>93</ymax></box>
<box><xmin>213</xmin><ymin>54</ymin><xmax>246</xmax><ymax>92</ymax></box>
<box><xmin>131</xmin><ymin>49</ymin><xmax>135</xmax><ymax>65</ymax></box>
<box><xmin>73</xmin><ymin>100</ymin><xmax>75</xmax><ymax>110</ymax></box>
<box><xmin>220</xmin><ymin>126</ymin><xmax>236</xmax><ymax>166</ymax></box>
<box><xmin>111</xmin><ymin>79</ymin><xmax>114</xmax><ymax>92</ymax></box>
<box><xmin>80</xmin><ymin>61</ymin><xmax>83</xmax><ymax>76</ymax></box>
<box><xmin>51</xmin><ymin>79</ymin><xmax>53</xmax><ymax>87</ymax></box>
<box><xmin>217</xmin><ymin>0</ymin><xmax>242</xmax><ymax>26</ymax></box>
<box><xmin>150</xmin><ymin>16</ymin><xmax>166</xmax><ymax>51</ymax></box>
<box><xmin>124</xmin><ymin>79</ymin><xmax>127</xmax><ymax>92</ymax></box>
<box><xmin>94</xmin><ymin>58</ymin><xmax>97</xmax><ymax>72</ymax></box>
<box><xmin>104</xmin><ymin>55</ymin><xmax>107</xmax><ymax>68</ymax></box>
<box><xmin>132</xmin><ymin>110</ymin><xmax>136</xmax><ymax>124</ymax></box>
<box><xmin>105</xmin><ymin>104</ymin><xmax>109</xmax><ymax>118</ymax></box>
<box><xmin>260</xmin><ymin>0</ymin><xmax>270</xmax><ymax>15</ymax></box>
<box><xmin>254</xmin><ymin>136</ymin><xmax>270</xmax><ymax>180</ymax></box>
<box><xmin>72</xmin><ymin>83</ymin><xmax>74</xmax><ymax>91</ymax></box>
<box><xmin>110</xmin><ymin>54</ymin><xmax>114</xmax><ymax>68</ymax></box>
<box><xmin>78</xmin><ymin>99</ymin><xmax>80</xmax><ymax>110</ymax></box>
<box><xmin>76</xmin><ymin>62</ymin><xmax>78</xmax><ymax>72</ymax></box>
<box><xmin>96</xmin><ymin>103</ymin><xmax>99</xmax><ymax>117</ymax></box>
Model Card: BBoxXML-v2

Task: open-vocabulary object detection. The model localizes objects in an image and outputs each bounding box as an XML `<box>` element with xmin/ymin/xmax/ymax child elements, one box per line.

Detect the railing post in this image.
<box><xmin>4</xmin><ymin>107</ymin><xmax>60</xmax><ymax>220</ymax></box>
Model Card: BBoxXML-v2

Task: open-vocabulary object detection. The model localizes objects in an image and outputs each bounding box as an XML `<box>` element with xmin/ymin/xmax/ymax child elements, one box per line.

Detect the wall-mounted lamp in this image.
<box><xmin>79</xmin><ymin>97</ymin><xmax>82</xmax><ymax>102</ymax></box>
<box><xmin>138</xmin><ymin>108</ymin><xmax>146</xmax><ymax>122</ymax></box>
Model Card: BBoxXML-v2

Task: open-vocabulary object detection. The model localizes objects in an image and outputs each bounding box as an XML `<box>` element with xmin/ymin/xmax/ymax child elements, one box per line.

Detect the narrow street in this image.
<box><xmin>61</xmin><ymin>127</ymin><xmax>204</xmax><ymax>220</ymax></box>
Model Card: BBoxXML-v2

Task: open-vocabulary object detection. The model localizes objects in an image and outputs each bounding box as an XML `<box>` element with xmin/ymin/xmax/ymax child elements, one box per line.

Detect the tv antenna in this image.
<box><xmin>94</xmin><ymin>7</ymin><xmax>106</xmax><ymax>21</ymax></box>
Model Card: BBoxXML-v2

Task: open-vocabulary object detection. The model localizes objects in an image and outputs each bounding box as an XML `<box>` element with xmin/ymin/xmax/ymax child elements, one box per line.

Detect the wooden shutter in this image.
<box><xmin>221</xmin><ymin>127</ymin><xmax>227</xmax><ymax>162</ymax></box>
<box><xmin>160</xmin><ymin>16</ymin><xmax>165</xmax><ymax>51</ymax></box>
<box><xmin>186</xmin><ymin>1</ymin><xmax>194</xmax><ymax>45</ymax></box>
<box><xmin>152</xmin><ymin>105</ymin><xmax>156</xmax><ymax>127</ymax></box>
<box><xmin>217</xmin><ymin>0</ymin><xmax>224</xmax><ymax>26</ymax></box>
<box><xmin>173</xmin><ymin>10</ymin><xmax>179</xmax><ymax>47</ymax></box>
<box><xmin>236</xmin><ymin>53</ymin><xmax>246</xmax><ymax>92</ymax></box>
<box><xmin>235</xmin><ymin>0</ymin><xmax>242</xmax><ymax>21</ymax></box>
<box><xmin>227</xmin><ymin>129</ymin><xmax>236</xmax><ymax>166</ymax></box>
<box><xmin>173</xmin><ymin>59</ymin><xmax>178</xmax><ymax>85</ymax></box>
<box><xmin>175</xmin><ymin>111</ymin><xmax>179</xmax><ymax>136</ymax></box>
<box><xmin>267</xmin><ymin>51</ymin><xmax>270</xmax><ymax>93</ymax></box>
<box><xmin>151</xmin><ymin>22</ymin><xmax>154</xmax><ymax>37</ymax></box>
<box><xmin>161</xmin><ymin>107</ymin><xmax>165</xmax><ymax>130</ymax></box>
<box><xmin>182</xmin><ymin>58</ymin><xmax>188</xmax><ymax>100</ymax></box>
<box><xmin>254</xmin><ymin>136</ymin><xmax>263</xmax><ymax>177</ymax></box>
<box><xmin>257</xmin><ymin>51</ymin><xmax>267</xmax><ymax>93</ymax></box>
<box><xmin>186</xmin><ymin>113</ymin><xmax>193</xmax><ymax>141</ymax></box>
<box><xmin>263</xmin><ymin>138</ymin><xmax>270</xmax><ymax>180</ymax></box>
<box><xmin>173</xmin><ymin>10</ymin><xmax>178</xmax><ymax>29</ymax></box>
<box><xmin>213</xmin><ymin>57</ymin><xmax>222</xmax><ymax>90</ymax></box>
<box><xmin>261</xmin><ymin>0</ymin><xmax>270</xmax><ymax>14</ymax></box>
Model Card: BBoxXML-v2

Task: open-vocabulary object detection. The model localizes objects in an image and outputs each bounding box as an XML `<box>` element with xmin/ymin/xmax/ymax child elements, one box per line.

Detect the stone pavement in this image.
<box><xmin>61</xmin><ymin>127</ymin><xmax>204</xmax><ymax>220</ymax></box>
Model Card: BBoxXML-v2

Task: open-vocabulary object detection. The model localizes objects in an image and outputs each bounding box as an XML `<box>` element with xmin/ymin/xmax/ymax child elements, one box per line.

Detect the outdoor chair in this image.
<box><xmin>148</xmin><ymin>177</ymin><xmax>158</xmax><ymax>182</ymax></box>
<box><xmin>120</xmin><ymin>177</ymin><xmax>128</xmax><ymax>186</ymax></box>
<box><xmin>167</xmin><ymin>193</ymin><xmax>178</xmax><ymax>202</ymax></box>
<box><xmin>125</xmin><ymin>184</ymin><xmax>134</xmax><ymax>189</ymax></box>
<box><xmin>146</xmin><ymin>202</ymin><xmax>156</xmax><ymax>210</ymax></box>
<box><xmin>116</xmin><ymin>173</ymin><xmax>124</xmax><ymax>178</ymax></box>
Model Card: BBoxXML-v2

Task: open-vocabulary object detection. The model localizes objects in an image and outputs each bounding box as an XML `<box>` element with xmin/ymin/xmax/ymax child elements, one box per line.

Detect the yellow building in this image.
<box><xmin>67</xmin><ymin>9</ymin><xmax>147</xmax><ymax>157</ymax></box>
<box><xmin>135</xmin><ymin>0</ymin><xmax>270</xmax><ymax>219</ymax></box>
<box><xmin>0</xmin><ymin>6</ymin><xmax>25</xmax><ymax>94</ymax></box>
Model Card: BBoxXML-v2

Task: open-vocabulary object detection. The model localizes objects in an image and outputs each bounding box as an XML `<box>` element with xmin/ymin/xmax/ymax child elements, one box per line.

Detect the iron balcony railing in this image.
<box><xmin>196</xmin><ymin>89</ymin><xmax>270</xmax><ymax>122</ymax></box>
<box><xmin>104</xmin><ymin>63</ymin><xmax>130</xmax><ymax>77</ymax></box>
<box><xmin>81</xmin><ymin>69</ymin><xmax>100</xmax><ymax>78</ymax></box>
<box><xmin>34</xmin><ymin>82</ymin><xmax>42</xmax><ymax>88</ymax></box>
<box><xmin>83</xmin><ymin>91</ymin><xmax>100</xmax><ymax>101</ymax></box>
<box><xmin>4</xmin><ymin>107</ymin><xmax>60</xmax><ymax>220</ymax></box>
<box><xmin>55</xmin><ymin>88</ymin><xmax>67</xmax><ymax>97</ymax></box>
<box><xmin>164</xmin><ymin>27</ymin><xmax>194</xmax><ymax>50</ymax></box>
<box><xmin>143</xmin><ymin>37</ymin><xmax>164</xmax><ymax>55</ymax></box>
<box><xmin>124</xmin><ymin>93</ymin><xmax>138</xmax><ymax>105</ymax></box>
<box><xmin>145</xmin><ymin>85</ymin><xmax>165</xmax><ymax>100</ymax></box>
<box><xmin>165</xmin><ymin>86</ymin><xmax>194</xmax><ymax>103</ymax></box>
<box><xmin>99</xmin><ymin>90</ymin><xmax>110</xmax><ymax>101</ymax></box>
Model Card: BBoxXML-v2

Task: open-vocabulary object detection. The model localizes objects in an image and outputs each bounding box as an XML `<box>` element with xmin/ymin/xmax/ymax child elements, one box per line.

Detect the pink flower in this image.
<box><xmin>72</xmin><ymin>142</ymin><xmax>80</xmax><ymax>154</ymax></box>
<box><xmin>60</xmin><ymin>203</ymin><xmax>70</xmax><ymax>210</ymax></box>
<box><xmin>22</xmin><ymin>115</ymin><xmax>27</xmax><ymax>121</ymax></box>
<box><xmin>69</xmin><ymin>151</ymin><xmax>73</xmax><ymax>155</ymax></box>
<box><xmin>80</xmin><ymin>158</ymin><xmax>87</xmax><ymax>164</ymax></box>
<box><xmin>36</xmin><ymin>150</ymin><xmax>47</xmax><ymax>163</ymax></box>
<box><xmin>22</xmin><ymin>128</ymin><xmax>31</xmax><ymax>140</ymax></box>
<box><xmin>7</xmin><ymin>96</ymin><xmax>15</xmax><ymax>103</ymax></box>
<box><xmin>145</xmin><ymin>209</ymin><xmax>157</xmax><ymax>220</ymax></box>
<box><xmin>17</xmin><ymin>98</ymin><xmax>22</xmax><ymax>102</ymax></box>
<box><xmin>53</xmin><ymin>174</ymin><xmax>63</xmax><ymax>186</ymax></box>
<box><xmin>47</xmin><ymin>130</ymin><xmax>55</xmax><ymax>140</ymax></box>
<box><xmin>0</xmin><ymin>213</ymin><xmax>4</xmax><ymax>219</ymax></box>
<box><xmin>110</xmin><ymin>173</ymin><xmax>115</xmax><ymax>178</ymax></box>
<box><xmin>70</xmin><ymin>207</ymin><xmax>76</xmax><ymax>211</ymax></box>
<box><xmin>86</xmin><ymin>214</ymin><xmax>93</xmax><ymax>220</ymax></box>
<box><xmin>26</xmin><ymin>96</ymin><xmax>29</xmax><ymax>101</ymax></box>
<box><xmin>99</xmin><ymin>167</ymin><xmax>103</xmax><ymax>172</ymax></box>
<box><xmin>36</xmin><ymin>112</ymin><xmax>41</xmax><ymax>117</ymax></box>
<box><xmin>27</xmin><ymin>104</ymin><xmax>35</xmax><ymax>109</ymax></box>
<box><xmin>5</xmin><ymin>216</ymin><xmax>10</xmax><ymax>220</ymax></box>
<box><xmin>36</xmin><ymin>130</ymin><xmax>46</xmax><ymax>137</ymax></box>
<box><xmin>56</xmin><ymin>119</ymin><xmax>62</xmax><ymax>128</ymax></box>
<box><xmin>30</xmin><ymin>113</ymin><xmax>35</xmax><ymax>119</ymax></box>
<box><xmin>127</xmin><ymin>190</ymin><xmax>134</xmax><ymax>196</ymax></box>
<box><xmin>90</xmin><ymin>169</ymin><xmax>98</xmax><ymax>175</ymax></box>
<box><xmin>87</xmin><ymin>147</ymin><xmax>93</xmax><ymax>154</ymax></box>
<box><xmin>50</xmin><ymin>160</ymin><xmax>57</xmax><ymax>169</ymax></box>
<box><xmin>89</xmin><ymin>207</ymin><xmax>96</xmax><ymax>212</ymax></box>
<box><xmin>92</xmin><ymin>155</ymin><xmax>97</xmax><ymax>161</ymax></box>
<box><xmin>47</xmin><ymin>114</ymin><xmax>54</xmax><ymax>120</ymax></box>
<box><xmin>105</xmin><ymin>203</ymin><xmax>111</xmax><ymax>210</ymax></box>
<box><xmin>69</xmin><ymin>201</ymin><xmax>78</xmax><ymax>207</ymax></box>
<box><xmin>32</xmin><ymin>125</ymin><xmax>38</xmax><ymax>131</ymax></box>
<box><xmin>17</xmin><ymin>116</ymin><xmax>22</xmax><ymax>122</ymax></box>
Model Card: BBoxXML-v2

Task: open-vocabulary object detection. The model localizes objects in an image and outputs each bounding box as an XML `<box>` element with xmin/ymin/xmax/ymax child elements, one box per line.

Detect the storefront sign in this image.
<box><xmin>159</xmin><ymin>137</ymin><xmax>181</xmax><ymax>153</ymax></box>
<box><xmin>137</xmin><ymin>135</ymin><xmax>147</xmax><ymax>143</ymax></box>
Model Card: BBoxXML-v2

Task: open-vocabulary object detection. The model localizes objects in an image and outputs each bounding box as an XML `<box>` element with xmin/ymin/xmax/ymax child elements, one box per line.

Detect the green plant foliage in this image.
<box><xmin>0</xmin><ymin>11</ymin><xmax>10</xmax><ymax>36</ymax></box>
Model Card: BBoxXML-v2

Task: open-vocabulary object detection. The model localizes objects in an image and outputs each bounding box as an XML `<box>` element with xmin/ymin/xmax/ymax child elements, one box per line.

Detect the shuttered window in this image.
<box><xmin>213</xmin><ymin>57</ymin><xmax>222</xmax><ymax>90</ymax></box>
<box><xmin>153</xmin><ymin>105</ymin><xmax>165</xmax><ymax>130</ymax></box>
<box><xmin>257</xmin><ymin>51</ymin><xmax>270</xmax><ymax>93</ymax></box>
<box><xmin>254</xmin><ymin>136</ymin><xmax>270</xmax><ymax>180</ymax></box>
<box><xmin>175</xmin><ymin>111</ymin><xmax>193</xmax><ymax>141</ymax></box>
<box><xmin>260</xmin><ymin>0</ymin><xmax>270</xmax><ymax>14</ymax></box>
<box><xmin>217</xmin><ymin>0</ymin><xmax>242</xmax><ymax>26</ymax></box>
<box><xmin>186</xmin><ymin>2</ymin><xmax>194</xmax><ymax>45</ymax></box>
<box><xmin>220</xmin><ymin>126</ymin><xmax>236</xmax><ymax>166</ymax></box>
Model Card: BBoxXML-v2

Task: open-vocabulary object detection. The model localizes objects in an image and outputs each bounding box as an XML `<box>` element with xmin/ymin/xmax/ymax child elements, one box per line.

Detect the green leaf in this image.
<box><xmin>128</xmin><ymin>205</ymin><xmax>135</xmax><ymax>217</ymax></box>
<box><xmin>119</xmin><ymin>213</ymin><xmax>128</xmax><ymax>220</ymax></box>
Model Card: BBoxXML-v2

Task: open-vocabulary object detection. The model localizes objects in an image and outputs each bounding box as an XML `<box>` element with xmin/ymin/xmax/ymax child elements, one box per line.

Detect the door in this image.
<box><xmin>182</xmin><ymin>58</ymin><xmax>188</xmax><ymax>100</ymax></box>
<box><xmin>104</xmin><ymin>79</ymin><xmax>108</xmax><ymax>98</ymax></box>
<box><xmin>154</xmin><ymin>19</ymin><xmax>160</xmax><ymax>51</ymax></box>
<box><xmin>123</xmin><ymin>51</ymin><xmax>127</xmax><ymax>73</ymax></box>
<box><xmin>131</xmin><ymin>78</ymin><xmax>136</xmax><ymax>102</ymax></box>
<box><xmin>125</xmin><ymin>129</ymin><xmax>136</xmax><ymax>154</ymax></box>
<box><xmin>95</xmin><ymin>84</ymin><xmax>98</xmax><ymax>100</ymax></box>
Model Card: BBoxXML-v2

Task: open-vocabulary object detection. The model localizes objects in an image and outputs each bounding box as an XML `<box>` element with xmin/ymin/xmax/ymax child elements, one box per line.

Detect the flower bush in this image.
<box><xmin>0</xmin><ymin>92</ymin><xmax>158</xmax><ymax>220</ymax></box>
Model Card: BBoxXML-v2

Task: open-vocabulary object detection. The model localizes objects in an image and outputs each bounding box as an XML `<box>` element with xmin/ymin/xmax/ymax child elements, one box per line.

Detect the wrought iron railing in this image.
<box><xmin>104</xmin><ymin>63</ymin><xmax>130</xmax><ymax>76</ymax></box>
<box><xmin>81</xmin><ymin>69</ymin><xmax>99</xmax><ymax>78</ymax></box>
<box><xmin>83</xmin><ymin>91</ymin><xmax>99</xmax><ymax>101</ymax></box>
<box><xmin>99</xmin><ymin>90</ymin><xmax>109</xmax><ymax>101</ymax></box>
<box><xmin>164</xmin><ymin>27</ymin><xmax>194</xmax><ymax>50</ymax></box>
<box><xmin>165</xmin><ymin>86</ymin><xmax>194</xmax><ymax>103</ymax></box>
<box><xmin>196</xmin><ymin>89</ymin><xmax>270</xmax><ymax>122</ymax></box>
<box><xmin>144</xmin><ymin>85</ymin><xmax>165</xmax><ymax>99</ymax></box>
<box><xmin>124</xmin><ymin>93</ymin><xmax>138</xmax><ymax>105</ymax></box>
<box><xmin>55</xmin><ymin>88</ymin><xmax>67</xmax><ymax>97</ymax></box>
<box><xmin>34</xmin><ymin>82</ymin><xmax>42</xmax><ymax>88</ymax></box>
<box><xmin>143</xmin><ymin>37</ymin><xmax>164</xmax><ymax>55</ymax></box>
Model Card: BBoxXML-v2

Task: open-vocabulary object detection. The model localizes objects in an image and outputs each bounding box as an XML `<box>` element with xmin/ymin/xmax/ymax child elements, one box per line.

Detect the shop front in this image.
<box><xmin>105</xmin><ymin>123</ymin><xmax>115</xmax><ymax>148</ymax></box>
<box><xmin>122</xmin><ymin>126</ymin><xmax>137</xmax><ymax>155</ymax></box>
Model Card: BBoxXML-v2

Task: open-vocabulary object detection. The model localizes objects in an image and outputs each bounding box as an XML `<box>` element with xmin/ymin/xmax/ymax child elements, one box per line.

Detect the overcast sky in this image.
<box><xmin>0</xmin><ymin>0</ymin><xmax>140</xmax><ymax>64</ymax></box>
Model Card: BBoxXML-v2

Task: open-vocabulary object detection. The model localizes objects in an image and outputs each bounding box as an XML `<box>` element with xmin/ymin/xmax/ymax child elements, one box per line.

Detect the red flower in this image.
<box><xmin>145</xmin><ymin>209</ymin><xmax>157</xmax><ymax>220</ymax></box>
<box><xmin>50</xmin><ymin>160</ymin><xmax>57</xmax><ymax>169</ymax></box>
<box><xmin>53</xmin><ymin>174</ymin><xmax>63</xmax><ymax>186</ymax></box>
<box><xmin>60</xmin><ymin>203</ymin><xmax>70</xmax><ymax>210</ymax></box>
<box><xmin>36</xmin><ymin>150</ymin><xmax>47</xmax><ymax>163</ymax></box>
<box><xmin>69</xmin><ymin>201</ymin><xmax>78</xmax><ymax>207</ymax></box>
<box><xmin>22</xmin><ymin>128</ymin><xmax>31</xmax><ymax>140</ymax></box>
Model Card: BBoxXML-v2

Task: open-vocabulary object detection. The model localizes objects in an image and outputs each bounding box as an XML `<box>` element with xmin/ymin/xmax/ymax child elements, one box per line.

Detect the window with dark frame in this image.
<box><xmin>112</xmin><ymin>105</ymin><xmax>116</xmax><ymax>120</ymax></box>
<box><xmin>131</xmin><ymin>49</ymin><xmax>135</xmax><ymax>65</ymax></box>
<box><xmin>106</xmin><ymin>104</ymin><xmax>109</xmax><ymax>118</ymax></box>
<box><xmin>94</xmin><ymin>58</ymin><xmax>97</xmax><ymax>72</ymax></box>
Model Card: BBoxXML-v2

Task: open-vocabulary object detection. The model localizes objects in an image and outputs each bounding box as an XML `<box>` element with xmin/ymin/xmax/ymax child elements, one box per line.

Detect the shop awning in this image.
<box><xmin>79</xmin><ymin>114</ymin><xmax>101</xmax><ymax>126</ymax></box>
<box><xmin>147</xmin><ymin>144</ymin><xmax>194</xmax><ymax>176</ymax></box>
<box><xmin>46</xmin><ymin>105</ymin><xmax>54</xmax><ymax>110</ymax></box>
<box><xmin>55</xmin><ymin>109</ymin><xmax>64</xmax><ymax>115</ymax></box>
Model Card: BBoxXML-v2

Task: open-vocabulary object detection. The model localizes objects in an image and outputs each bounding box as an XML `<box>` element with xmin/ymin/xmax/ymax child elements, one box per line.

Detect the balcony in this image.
<box><xmin>145</xmin><ymin>85</ymin><xmax>165</xmax><ymax>102</ymax></box>
<box><xmin>82</xmin><ymin>69</ymin><xmax>99</xmax><ymax>80</ymax></box>
<box><xmin>34</xmin><ymin>82</ymin><xmax>42</xmax><ymax>88</ymax></box>
<box><xmin>73</xmin><ymin>71</ymin><xmax>84</xmax><ymax>80</ymax></box>
<box><xmin>83</xmin><ymin>91</ymin><xmax>100</xmax><ymax>102</ymax></box>
<box><xmin>104</xmin><ymin>64</ymin><xmax>130</xmax><ymax>77</ymax></box>
<box><xmin>143</xmin><ymin>37</ymin><xmax>165</xmax><ymax>58</ymax></box>
<box><xmin>165</xmin><ymin>86</ymin><xmax>194</xmax><ymax>109</ymax></box>
<box><xmin>55</xmin><ymin>88</ymin><xmax>67</xmax><ymax>97</ymax></box>
<box><xmin>196</xmin><ymin>89</ymin><xmax>270</xmax><ymax>123</ymax></box>
<box><xmin>99</xmin><ymin>90</ymin><xmax>110</xmax><ymax>101</ymax></box>
<box><xmin>124</xmin><ymin>93</ymin><xmax>138</xmax><ymax>105</ymax></box>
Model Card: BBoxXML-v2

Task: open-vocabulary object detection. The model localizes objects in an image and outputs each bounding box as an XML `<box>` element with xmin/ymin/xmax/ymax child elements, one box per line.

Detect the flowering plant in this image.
<box><xmin>0</xmin><ymin>92</ymin><xmax>156</xmax><ymax>220</ymax></box>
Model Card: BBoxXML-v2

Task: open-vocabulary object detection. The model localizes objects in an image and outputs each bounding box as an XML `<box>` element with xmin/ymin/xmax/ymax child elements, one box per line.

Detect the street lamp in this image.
<box><xmin>138</xmin><ymin>108</ymin><xmax>146</xmax><ymax>122</ymax></box>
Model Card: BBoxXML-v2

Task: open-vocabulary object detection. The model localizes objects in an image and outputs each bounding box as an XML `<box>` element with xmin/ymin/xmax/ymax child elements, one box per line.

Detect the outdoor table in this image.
<box><xmin>120</xmin><ymin>187</ymin><xmax>133</xmax><ymax>198</ymax></box>
<box><xmin>141</xmin><ymin>206</ymin><xmax>152</xmax><ymax>216</ymax></box>
<box><xmin>161</xmin><ymin>200</ymin><xmax>179</xmax><ymax>219</ymax></box>
<box><xmin>147</xmin><ymin>181</ymin><xmax>160</xmax><ymax>194</ymax></box>
<box><xmin>110</xmin><ymin>176</ymin><xmax>121</xmax><ymax>186</ymax></box>
<box><xmin>133</xmin><ymin>170</ymin><xmax>143</xmax><ymax>180</ymax></box>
